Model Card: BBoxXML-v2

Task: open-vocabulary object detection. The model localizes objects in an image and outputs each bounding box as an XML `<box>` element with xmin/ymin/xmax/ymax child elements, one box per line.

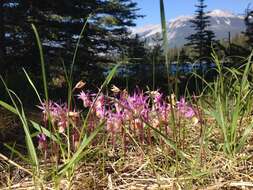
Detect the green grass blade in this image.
<box><xmin>70</xmin><ymin>15</ymin><xmax>91</xmax><ymax>80</ymax></box>
<box><xmin>145</xmin><ymin>121</ymin><xmax>189</xmax><ymax>160</ymax></box>
<box><xmin>58</xmin><ymin>121</ymin><xmax>105</xmax><ymax>175</ymax></box>
<box><xmin>0</xmin><ymin>100</ymin><xmax>18</xmax><ymax>114</ymax></box>
<box><xmin>160</xmin><ymin>0</ymin><xmax>169</xmax><ymax>68</ymax></box>
<box><xmin>159</xmin><ymin>0</ymin><xmax>171</xmax><ymax>92</ymax></box>
<box><xmin>23</xmin><ymin>68</ymin><xmax>42</xmax><ymax>103</ymax></box>
<box><xmin>79</xmin><ymin>63</ymin><xmax>119</xmax><ymax>146</ymax></box>
<box><xmin>31</xmin><ymin>24</ymin><xmax>48</xmax><ymax>102</ymax></box>
<box><xmin>4</xmin><ymin>143</ymin><xmax>31</xmax><ymax>163</ymax></box>
<box><xmin>241</xmin><ymin>51</ymin><xmax>253</xmax><ymax>92</ymax></box>
<box><xmin>0</xmin><ymin>77</ymin><xmax>39</xmax><ymax>169</ymax></box>
<box><xmin>30</xmin><ymin>121</ymin><xmax>59</xmax><ymax>143</ymax></box>
<box><xmin>236</xmin><ymin>122</ymin><xmax>253</xmax><ymax>152</ymax></box>
<box><xmin>103</xmin><ymin>63</ymin><xmax>120</xmax><ymax>86</ymax></box>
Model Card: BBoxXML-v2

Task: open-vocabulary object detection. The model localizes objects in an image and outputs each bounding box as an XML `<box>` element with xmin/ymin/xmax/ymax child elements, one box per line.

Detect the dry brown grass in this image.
<box><xmin>1</xmin><ymin>144</ymin><xmax>253</xmax><ymax>190</ymax></box>
<box><xmin>0</xmin><ymin>111</ymin><xmax>253</xmax><ymax>190</ymax></box>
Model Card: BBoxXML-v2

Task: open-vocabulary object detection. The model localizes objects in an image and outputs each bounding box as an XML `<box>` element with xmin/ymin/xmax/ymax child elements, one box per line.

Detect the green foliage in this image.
<box><xmin>31</xmin><ymin>24</ymin><xmax>48</xmax><ymax>102</ymax></box>
<box><xmin>0</xmin><ymin>21</ymin><xmax>121</xmax><ymax>188</ymax></box>
<box><xmin>159</xmin><ymin>0</ymin><xmax>169</xmax><ymax>69</ymax></box>
<box><xmin>204</xmin><ymin>50</ymin><xmax>253</xmax><ymax>156</ymax></box>
<box><xmin>185</xmin><ymin>0</ymin><xmax>216</xmax><ymax>59</ymax></box>
<box><xmin>245</xmin><ymin>7</ymin><xmax>253</xmax><ymax>48</ymax></box>
<box><xmin>0</xmin><ymin>0</ymin><xmax>141</xmax><ymax>76</ymax></box>
<box><xmin>0</xmin><ymin>82</ymin><xmax>40</xmax><ymax>177</ymax></box>
<box><xmin>160</xmin><ymin>0</ymin><xmax>175</xmax><ymax>94</ymax></box>
<box><xmin>126</xmin><ymin>34</ymin><xmax>149</xmax><ymax>64</ymax></box>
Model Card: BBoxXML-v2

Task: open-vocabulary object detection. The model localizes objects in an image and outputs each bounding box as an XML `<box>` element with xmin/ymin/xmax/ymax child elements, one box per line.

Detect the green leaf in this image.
<box><xmin>236</xmin><ymin>122</ymin><xmax>253</xmax><ymax>152</ymax></box>
<box><xmin>0</xmin><ymin>100</ymin><xmax>18</xmax><ymax>114</ymax></box>
<box><xmin>57</xmin><ymin>121</ymin><xmax>105</xmax><ymax>175</ymax></box>
<box><xmin>31</xmin><ymin>24</ymin><xmax>48</xmax><ymax>102</ymax></box>
<box><xmin>30</xmin><ymin>121</ymin><xmax>59</xmax><ymax>143</ymax></box>
<box><xmin>0</xmin><ymin>77</ymin><xmax>39</xmax><ymax>169</ymax></box>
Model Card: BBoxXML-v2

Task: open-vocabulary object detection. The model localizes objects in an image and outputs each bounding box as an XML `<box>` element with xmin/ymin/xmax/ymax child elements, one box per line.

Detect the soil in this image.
<box><xmin>0</xmin><ymin>108</ymin><xmax>22</xmax><ymax>143</ymax></box>
<box><xmin>0</xmin><ymin>107</ymin><xmax>41</xmax><ymax>146</ymax></box>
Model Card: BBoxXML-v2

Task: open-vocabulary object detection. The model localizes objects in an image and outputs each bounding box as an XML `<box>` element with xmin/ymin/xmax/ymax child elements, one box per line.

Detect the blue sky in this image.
<box><xmin>133</xmin><ymin>0</ymin><xmax>253</xmax><ymax>27</ymax></box>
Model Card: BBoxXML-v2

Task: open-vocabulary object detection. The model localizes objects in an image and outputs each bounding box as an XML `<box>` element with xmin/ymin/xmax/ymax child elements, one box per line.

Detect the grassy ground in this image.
<box><xmin>0</xmin><ymin>110</ymin><xmax>253</xmax><ymax>189</ymax></box>
<box><xmin>1</xmin><ymin>63</ymin><xmax>253</xmax><ymax>189</ymax></box>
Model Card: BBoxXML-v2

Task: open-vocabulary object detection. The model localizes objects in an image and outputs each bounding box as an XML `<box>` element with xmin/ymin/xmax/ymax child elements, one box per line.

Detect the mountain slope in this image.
<box><xmin>132</xmin><ymin>10</ymin><xmax>246</xmax><ymax>47</ymax></box>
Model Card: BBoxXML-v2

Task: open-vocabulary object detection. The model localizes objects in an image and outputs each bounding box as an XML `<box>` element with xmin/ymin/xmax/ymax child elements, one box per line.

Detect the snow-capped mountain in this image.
<box><xmin>132</xmin><ymin>9</ymin><xmax>246</xmax><ymax>47</ymax></box>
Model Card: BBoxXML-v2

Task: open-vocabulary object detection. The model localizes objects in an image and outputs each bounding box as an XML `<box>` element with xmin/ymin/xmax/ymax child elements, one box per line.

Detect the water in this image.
<box><xmin>103</xmin><ymin>62</ymin><xmax>216</xmax><ymax>77</ymax></box>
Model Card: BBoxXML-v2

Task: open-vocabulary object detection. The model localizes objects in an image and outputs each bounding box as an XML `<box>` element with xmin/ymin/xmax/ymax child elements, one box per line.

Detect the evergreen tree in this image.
<box><xmin>245</xmin><ymin>7</ymin><xmax>253</xmax><ymax>48</ymax></box>
<box><xmin>0</xmin><ymin>1</ymin><xmax>5</xmax><ymax>73</ymax></box>
<box><xmin>127</xmin><ymin>34</ymin><xmax>148</xmax><ymax>64</ymax></box>
<box><xmin>0</xmin><ymin>0</ymin><xmax>141</xmax><ymax>76</ymax></box>
<box><xmin>148</xmin><ymin>34</ymin><xmax>164</xmax><ymax>65</ymax></box>
<box><xmin>178</xmin><ymin>48</ymin><xmax>191</xmax><ymax>63</ymax></box>
<box><xmin>185</xmin><ymin>0</ymin><xmax>216</xmax><ymax>60</ymax></box>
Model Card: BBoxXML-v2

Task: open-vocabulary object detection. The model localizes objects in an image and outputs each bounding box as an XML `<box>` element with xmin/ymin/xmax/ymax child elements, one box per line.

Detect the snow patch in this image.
<box><xmin>132</xmin><ymin>9</ymin><xmax>245</xmax><ymax>48</ymax></box>
<box><xmin>207</xmin><ymin>9</ymin><xmax>235</xmax><ymax>18</ymax></box>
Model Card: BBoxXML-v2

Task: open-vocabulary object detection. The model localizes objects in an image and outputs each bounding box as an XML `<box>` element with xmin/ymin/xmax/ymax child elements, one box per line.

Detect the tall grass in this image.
<box><xmin>0</xmin><ymin>79</ymin><xmax>40</xmax><ymax>186</ymax></box>
<box><xmin>0</xmin><ymin>18</ymin><xmax>119</xmax><ymax>188</ymax></box>
<box><xmin>203</xmin><ymin>51</ymin><xmax>253</xmax><ymax>156</ymax></box>
<box><xmin>159</xmin><ymin>0</ymin><xmax>171</xmax><ymax>92</ymax></box>
<box><xmin>31</xmin><ymin>24</ymin><xmax>48</xmax><ymax>102</ymax></box>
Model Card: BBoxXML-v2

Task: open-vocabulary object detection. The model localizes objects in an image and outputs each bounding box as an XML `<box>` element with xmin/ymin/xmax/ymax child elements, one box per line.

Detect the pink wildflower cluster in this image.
<box><xmin>77</xmin><ymin>88</ymin><xmax>198</xmax><ymax>145</ymax></box>
<box><xmin>37</xmin><ymin>85</ymin><xmax>199</xmax><ymax>153</ymax></box>
<box><xmin>37</xmin><ymin>101</ymin><xmax>80</xmax><ymax>151</ymax></box>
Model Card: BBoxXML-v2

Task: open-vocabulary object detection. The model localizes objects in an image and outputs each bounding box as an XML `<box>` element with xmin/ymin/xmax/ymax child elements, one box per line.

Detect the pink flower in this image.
<box><xmin>127</xmin><ymin>91</ymin><xmax>148</xmax><ymax>116</ymax></box>
<box><xmin>95</xmin><ymin>95</ymin><xmax>104</xmax><ymax>109</ymax></box>
<box><xmin>151</xmin><ymin>90</ymin><xmax>163</xmax><ymax>106</ymax></box>
<box><xmin>106</xmin><ymin>112</ymin><xmax>123</xmax><ymax>133</ymax></box>
<box><xmin>115</xmin><ymin>102</ymin><xmax>123</xmax><ymax>114</ymax></box>
<box><xmin>184</xmin><ymin>107</ymin><xmax>195</xmax><ymax>118</ymax></box>
<box><xmin>177</xmin><ymin>97</ymin><xmax>196</xmax><ymax>118</ymax></box>
<box><xmin>38</xmin><ymin>101</ymin><xmax>70</xmax><ymax>133</ymax></box>
<box><xmin>158</xmin><ymin>103</ymin><xmax>170</xmax><ymax>123</ymax></box>
<box><xmin>37</xmin><ymin>133</ymin><xmax>47</xmax><ymax>150</ymax></box>
<box><xmin>78</xmin><ymin>91</ymin><xmax>92</xmax><ymax>108</ymax></box>
<box><xmin>95</xmin><ymin>107</ymin><xmax>105</xmax><ymax>119</ymax></box>
<box><xmin>94</xmin><ymin>95</ymin><xmax>105</xmax><ymax>118</ymax></box>
<box><xmin>37</xmin><ymin>101</ymin><xmax>57</xmax><ymax>122</ymax></box>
